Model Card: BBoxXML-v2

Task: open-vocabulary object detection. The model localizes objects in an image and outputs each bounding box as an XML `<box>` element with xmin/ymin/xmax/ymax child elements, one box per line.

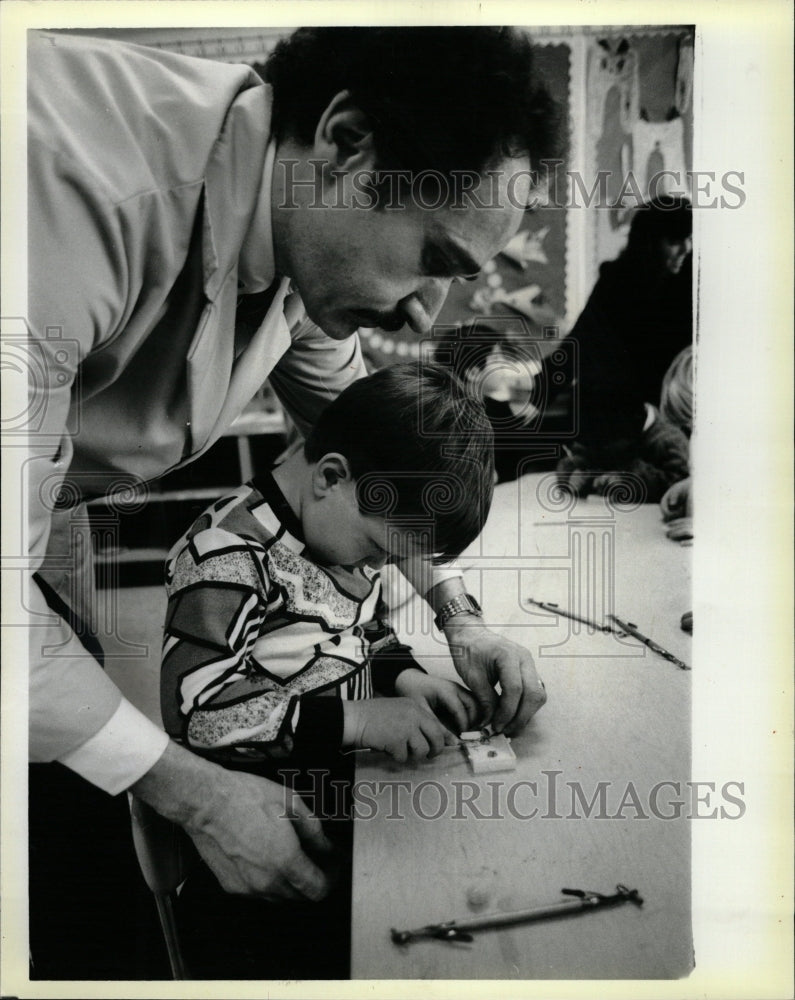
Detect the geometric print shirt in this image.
<box><xmin>160</xmin><ymin>470</ymin><xmax>419</xmax><ymax>764</ymax></box>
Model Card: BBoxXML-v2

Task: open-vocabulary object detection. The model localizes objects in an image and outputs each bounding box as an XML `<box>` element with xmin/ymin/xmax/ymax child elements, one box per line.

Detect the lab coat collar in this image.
<box><xmin>201</xmin><ymin>82</ymin><xmax>276</xmax><ymax>301</ymax></box>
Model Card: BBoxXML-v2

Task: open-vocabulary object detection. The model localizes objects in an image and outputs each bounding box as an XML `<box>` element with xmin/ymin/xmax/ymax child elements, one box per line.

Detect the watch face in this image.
<box><xmin>455</xmin><ymin>595</ymin><xmax>480</xmax><ymax>616</ymax></box>
<box><xmin>436</xmin><ymin>594</ymin><xmax>483</xmax><ymax>629</ymax></box>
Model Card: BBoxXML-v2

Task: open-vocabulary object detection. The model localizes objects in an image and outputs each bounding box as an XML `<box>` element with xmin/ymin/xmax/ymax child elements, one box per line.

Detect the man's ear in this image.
<box><xmin>313</xmin><ymin>90</ymin><xmax>377</xmax><ymax>172</ymax></box>
<box><xmin>312</xmin><ymin>453</ymin><xmax>353</xmax><ymax>496</ymax></box>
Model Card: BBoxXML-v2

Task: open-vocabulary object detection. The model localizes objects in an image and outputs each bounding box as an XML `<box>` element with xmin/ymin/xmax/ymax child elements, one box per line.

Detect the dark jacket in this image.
<box><xmin>566</xmin><ymin>254</ymin><xmax>692</xmax><ymax>446</ymax></box>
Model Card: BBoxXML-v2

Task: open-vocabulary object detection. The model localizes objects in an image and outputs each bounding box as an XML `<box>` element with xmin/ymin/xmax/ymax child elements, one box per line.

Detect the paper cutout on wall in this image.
<box><xmin>675</xmin><ymin>36</ymin><xmax>694</xmax><ymax>116</ymax></box>
<box><xmin>499</xmin><ymin>227</ymin><xmax>551</xmax><ymax>268</ymax></box>
<box><xmin>579</xmin><ymin>30</ymin><xmax>693</xmax><ymax>290</ymax></box>
<box><xmin>469</xmin><ymin>265</ymin><xmax>562</xmax><ymax>327</ymax></box>
<box><xmin>632</xmin><ymin>117</ymin><xmax>688</xmax><ymax>196</ymax></box>
<box><xmin>590</xmin><ymin>39</ymin><xmax>639</xmax><ymax>235</ymax></box>
<box><xmin>587</xmin><ymin>38</ymin><xmax>640</xmax><ymax>148</ymax></box>
<box><xmin>494</xmin><ymin>283</ymin><xmax>542</xmax><ymax>319</ymax></box>
<box><xmin>495</xmin><ymin>285</ymin><xmax>561</xmax><ymax>328</ymax></box>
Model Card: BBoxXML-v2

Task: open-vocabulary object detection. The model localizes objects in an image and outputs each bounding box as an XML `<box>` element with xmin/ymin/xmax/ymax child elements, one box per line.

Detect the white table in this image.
<box><xmin>352</xmin><ymin>472</ymin><xmax>692</xmax><ymax>979</ymax></box>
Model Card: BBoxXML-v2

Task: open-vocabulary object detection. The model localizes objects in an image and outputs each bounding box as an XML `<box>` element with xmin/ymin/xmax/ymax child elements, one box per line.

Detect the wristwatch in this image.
<box><xmin>434</xmin><ymin>593</ymin><xmax>483</xmax><ymax>630</ymax></box>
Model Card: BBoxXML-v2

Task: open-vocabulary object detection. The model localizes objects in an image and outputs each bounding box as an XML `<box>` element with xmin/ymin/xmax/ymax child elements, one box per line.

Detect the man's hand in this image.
<box><xmin>343</xmin><ymin>698</ymin><xmax>459</xmax><ymax>763</ymax></box>
<box><xmin>443</xmin><ymin>617</ymin><xmax>546</xmax><ymax>736</ymax></box>
<box><xmin>393</xmin><ymin>669</ymin><xmax>480</xmax><ymax>735</ymax></box>
<box><xmin>131</xmin><ymin>742</ymin><xmax>334</xmax><ymax>901</ymax></box>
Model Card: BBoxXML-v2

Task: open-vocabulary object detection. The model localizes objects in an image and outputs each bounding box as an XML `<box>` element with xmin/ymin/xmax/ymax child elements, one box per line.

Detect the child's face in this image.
<box><xmin>303</xmin><ymin>478</ymin><xmax>424</xmax><ymax>572</ymax></box>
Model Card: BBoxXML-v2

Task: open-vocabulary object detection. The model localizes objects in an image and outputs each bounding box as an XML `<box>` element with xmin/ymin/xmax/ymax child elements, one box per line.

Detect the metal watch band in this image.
<box><xmin>434</xmin><ymin>593</ymin><xmax>483</xmax><ymax>630</ymax></box>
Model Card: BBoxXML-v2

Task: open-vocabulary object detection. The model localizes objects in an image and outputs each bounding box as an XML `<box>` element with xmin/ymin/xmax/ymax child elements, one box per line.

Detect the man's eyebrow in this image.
<box><xmin>423</xmin><ymin>235</ymin><xmax>482</xmax><ymax>277</ymax></box>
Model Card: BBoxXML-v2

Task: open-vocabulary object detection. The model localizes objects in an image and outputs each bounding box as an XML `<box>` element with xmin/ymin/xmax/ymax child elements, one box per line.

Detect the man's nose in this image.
<box><xmin>399</xmin><ymin>279</ymin><xmax>451</xmax><ymax>335</ymax></box>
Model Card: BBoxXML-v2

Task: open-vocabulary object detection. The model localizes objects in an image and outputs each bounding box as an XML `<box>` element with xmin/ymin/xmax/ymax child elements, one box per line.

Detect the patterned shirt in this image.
<box><xmin>160</xmin><ymin>471</ymin><xmax>417</xmax><ymax>763</ymax></box>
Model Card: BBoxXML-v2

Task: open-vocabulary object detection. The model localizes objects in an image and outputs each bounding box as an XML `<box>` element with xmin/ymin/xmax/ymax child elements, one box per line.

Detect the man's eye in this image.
<box><xmin>426</xmin><ymin>258</ymin><xmax>480</xmax><ymax>283</ymax></box>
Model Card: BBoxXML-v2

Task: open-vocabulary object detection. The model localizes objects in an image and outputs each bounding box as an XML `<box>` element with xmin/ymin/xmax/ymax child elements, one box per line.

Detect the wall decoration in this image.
<box><xmin>632</xmin><ymin>117</ymin><xmax>688</xmax><ymax>196</ymax></box>
<box><xmin>584</xmin><ymin>29</ymin><xmax>695</xmax><ymax>294</ymax></box>
<box><xmin>675</xmin><ymin>35</ymin><xmax>694</xmax><ymax>116</ymax></box>
<box><xmin>499</xmin><ymin>226</ymin><xmax>551</xmax><ymax>267</ymax></box>
<box><xmin>587</xmin><ymin>37</ymin><xmax>641</xmax><ymax>146</ymax></box>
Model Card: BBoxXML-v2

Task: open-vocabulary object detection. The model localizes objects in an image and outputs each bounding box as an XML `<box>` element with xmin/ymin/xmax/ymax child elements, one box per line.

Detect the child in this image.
<box><xmin>554</xmin><ymin>407</ymin><xmax>690</xmax><ymax>504</ymax></box>
<box><xmin>160</xmin><ymin>363</ymin><xmax>495</xmax><ymax>978</ymax></box>
<box><xmin>555</xmin><ymin>343</ymin><xmax>693</xmax><ymax>504</ymax></box>
<box><xmin>161</xmin><ymin>362</ymin><xmax>493</xmax><ymax>766</ymax></box>
<box><xmin>553</xmin><ymin>198</ymin><xmax>692</xmax><ymax>503</ymax></box>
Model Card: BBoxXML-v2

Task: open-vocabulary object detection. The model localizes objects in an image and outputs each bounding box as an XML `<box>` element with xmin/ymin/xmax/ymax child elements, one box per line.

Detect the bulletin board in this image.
<box><xmin>585</xmin><ymin>28</ymin><xmax>695</xmax><ymax>277</ymax></box>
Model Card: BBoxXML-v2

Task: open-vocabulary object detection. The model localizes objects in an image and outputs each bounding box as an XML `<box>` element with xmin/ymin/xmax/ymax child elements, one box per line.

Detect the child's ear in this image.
<box><xmin>313</xmin><ymin>453</ymin><xmax>353</xmax><ymax>496</ymax></box>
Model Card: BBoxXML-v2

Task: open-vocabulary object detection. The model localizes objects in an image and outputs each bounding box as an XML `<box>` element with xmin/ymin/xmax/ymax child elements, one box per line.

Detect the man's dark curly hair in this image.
<box><xmin>264</xmin><ymin>27</ymin><xmax>560</xmax><ymax>177</ymax></box>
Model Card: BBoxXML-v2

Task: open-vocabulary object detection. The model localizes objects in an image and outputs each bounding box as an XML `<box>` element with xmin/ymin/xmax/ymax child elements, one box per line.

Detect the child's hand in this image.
<box><xmin>393</xmin><ymin>670</ymin><xmax>481</xmax><ymax>735</ymax></box>
<box><xmin>342</xmin><ymin>698</ymin><xmax>459</xmax><ymax>763</ymax></box>
<box><xmin>660</xmin><ymin>476</ymin><xmax>692</xmax><ymax>522</ymax></box>
<box><xmin>593</xmin><ymin>472</ymin><xmax>625</xmax><ymax>495</ymax></box>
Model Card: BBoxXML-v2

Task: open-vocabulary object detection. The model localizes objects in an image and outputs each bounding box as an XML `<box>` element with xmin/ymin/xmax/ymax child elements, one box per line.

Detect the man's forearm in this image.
<box><xmin>395</xmin><ymin>557</ymin><xmax>487</xmax><ymax>642</ymax></box>
<box><xmin>131</xmin><ymin>739</ymin><xmax>334</xmax><ymax>901</ymax></box>
<box><xmin>426</xmin><ymin>574</ymin><xmax>465</xmax><ymax>613</ymax></box>
<box><xmin>396</xmin><ymin>554</ymin><xmax>466</xmax><ymax>611</ymax></box>
<box><xmin>130</xmin><ymin>739</ymin><xmax>225</xmax><ymax>825</ymax></box>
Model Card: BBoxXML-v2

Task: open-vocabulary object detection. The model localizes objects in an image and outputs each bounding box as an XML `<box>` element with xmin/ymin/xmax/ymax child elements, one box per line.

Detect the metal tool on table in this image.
<box><xmin>525</xmin><ymin>599</ymin><xmax>689</xmax><ymax>671</ymax></box>
<box><xmin>607</xmin><ymin>614</ymin><xmax>690</xmax><ymax>670</ymax></box>
<box><xmin>526</xmin><ymin>598</ymin><xmax>625</xmax><ymax>635</ymax></box>
<box><xmin>391</xmin><ymin>883</ymin><xmax>643</xmax><ymax>945</ymax></box>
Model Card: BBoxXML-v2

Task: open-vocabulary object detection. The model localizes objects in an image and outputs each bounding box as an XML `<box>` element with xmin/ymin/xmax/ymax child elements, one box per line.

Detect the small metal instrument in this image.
<box><xmin>391</xmin><ymin>883</ymin><xmax>643</xmax><ymax>945</ymax></box>
<box><xmin>526</xmin><ymin>598</ymin><xmax>624</xmax><ymax>635</ymax></box>
<box><xmin>607</xmin><ymin>614</ymin><xmax>690</xmax><ymax>670</ymax></box>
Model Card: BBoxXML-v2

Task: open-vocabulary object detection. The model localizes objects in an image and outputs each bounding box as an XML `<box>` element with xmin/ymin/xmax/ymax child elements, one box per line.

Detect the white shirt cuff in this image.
<box><xmin>430</xmin><ymin>561</ymin><xmax>464</xmax><ymax>585</ymax></box>
<box><xmin>58</xmin><ymin>698</ymin><xmax>170</xmax><ymax>796</ymax></box>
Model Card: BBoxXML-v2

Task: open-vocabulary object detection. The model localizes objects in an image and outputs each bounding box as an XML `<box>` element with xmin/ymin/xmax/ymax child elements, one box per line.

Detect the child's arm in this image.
<box><xmin>393</xmin><ymin>669</ymin><xmax>480</xmax><ymax>735</ymax></box>
<box><xmin>354</xmin><ymin>602</ymin><xmax>480</xmax><ymax>756</ymax></box>
<box><xmin>161</xmin><ymin>528</ymin><xmax>343</xmax><ymax>760</ymax></box>
<box><xmin>342</xmin><ymin>698</ymin><xmax>460</xmax><ymax>763</ymax></box>
<box><xmin>363</xmin><ymin>596</ymin><xmax>442</xmax><ymax>698</ymax></box>
<box><xmin>592</xmin><ymin>418</ymin><xmax>690</xmax><ymax>504</ymax></box>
